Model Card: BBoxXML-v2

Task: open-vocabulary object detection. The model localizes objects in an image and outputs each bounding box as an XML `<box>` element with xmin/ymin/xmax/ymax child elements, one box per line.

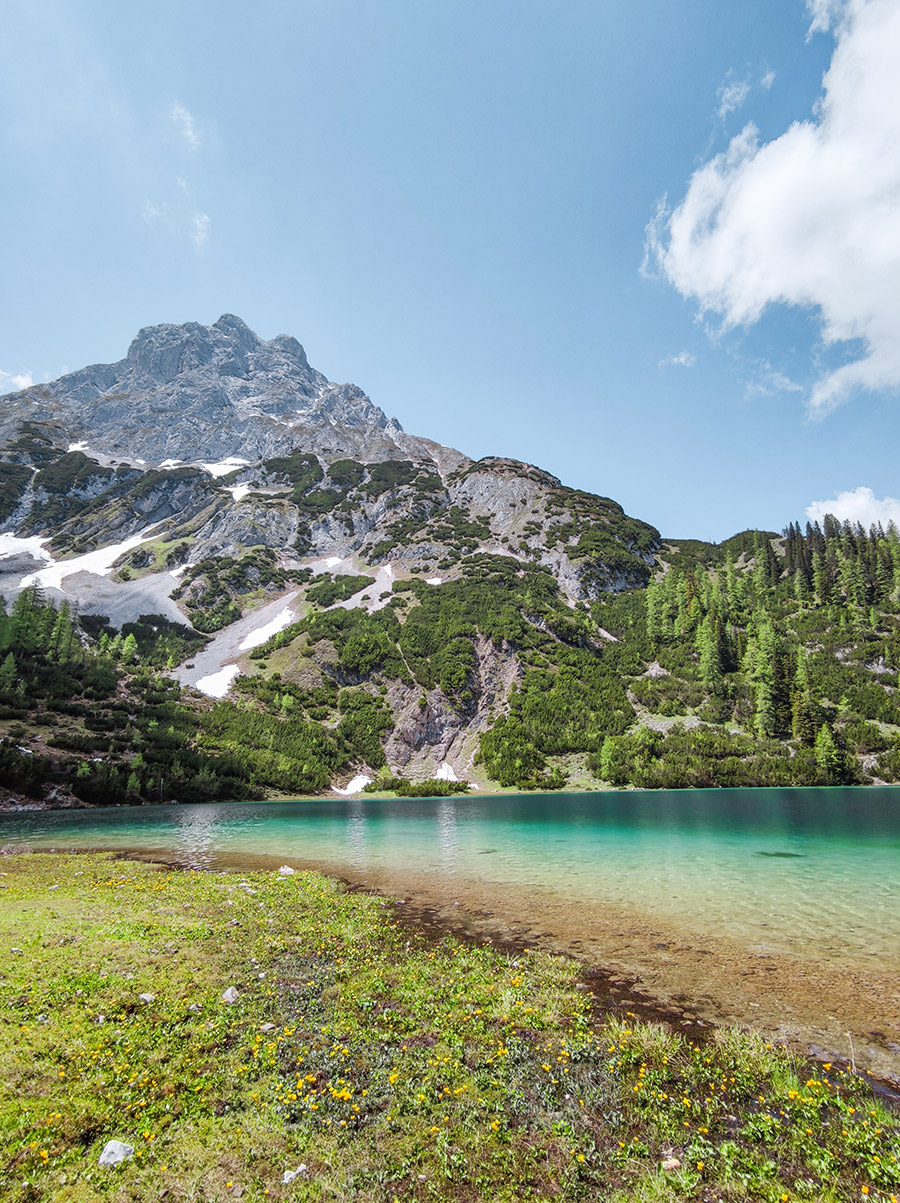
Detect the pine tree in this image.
<box><xmin>0</xmin><ymin>651</ymin><xmax>16</xmax><ymax>693</ymax></box>
<box><xmin>814</xmin><ymin>723</ymin><xmax>843</xmax><ymax>781</ymax></box>
<box><xmin>696</xmin><ymin>612</ymin><xmax>724</xmax><ymax>695</ymax></box>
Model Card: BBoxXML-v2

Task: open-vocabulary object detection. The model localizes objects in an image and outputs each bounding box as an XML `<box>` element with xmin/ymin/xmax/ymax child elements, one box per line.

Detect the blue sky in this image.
<box><xmin>2</xmin><ymin>0</ymin><xmax>898</xmax><ymax>540</ymax></box>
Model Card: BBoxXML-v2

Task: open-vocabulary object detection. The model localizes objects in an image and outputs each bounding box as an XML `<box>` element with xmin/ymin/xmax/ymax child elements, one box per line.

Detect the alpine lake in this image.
<box><xmin>3</xmin><ymin>785</ymin><xmax>899</xmax><ymax>1084</ymax></box>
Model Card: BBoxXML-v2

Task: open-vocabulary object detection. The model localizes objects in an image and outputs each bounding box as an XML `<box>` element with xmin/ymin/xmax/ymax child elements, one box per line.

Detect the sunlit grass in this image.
<box><xmin>1</xmin><ymin>852</ymin><xmax>897</xmax><ymax>1201</ymax></box>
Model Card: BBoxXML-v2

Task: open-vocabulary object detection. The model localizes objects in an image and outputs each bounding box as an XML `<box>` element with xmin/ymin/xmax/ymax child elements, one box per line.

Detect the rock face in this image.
<box><xmin>0</xmin><ymin>318</ymin><xmax>659</xmax><ymax>605</ymax></box>
<box><xmin>0</xmin><ymin>314</ymin><xmax>465</xmax><ymax>469</ymax></box>
<box><xmin>0</xmin><ymin>316</ymin><xmax>662</xmax><ymax>787</ymax></box>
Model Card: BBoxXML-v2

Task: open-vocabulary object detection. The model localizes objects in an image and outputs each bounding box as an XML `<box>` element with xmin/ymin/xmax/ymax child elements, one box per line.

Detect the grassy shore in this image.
<box><xmin>1</xmin><ymin>853</ymin><xmax>898</xmax><ymax>1202</ymax></box>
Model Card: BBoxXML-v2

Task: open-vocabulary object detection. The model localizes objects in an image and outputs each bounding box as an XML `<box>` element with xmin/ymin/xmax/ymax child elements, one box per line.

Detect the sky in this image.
<box><xmin>1</xmin><ymin>0</ymin><xmax>898</xmax><ymax>541</ymax></box>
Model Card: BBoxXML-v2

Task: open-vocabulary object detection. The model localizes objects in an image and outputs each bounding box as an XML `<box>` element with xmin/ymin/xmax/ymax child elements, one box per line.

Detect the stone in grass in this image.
<box><xmin>99</xmin><ymin>1140</ymin><xmax>134</xmax><ymax>1166</ymax></box>
<box><xmin>283</xmin><ymin>1165</ymin><xmax>307</xmax><ymax>1184</ymax></box>
<box><xmin>138</xmin><ymin>993</ymin><xmax>156</xmax><ymax>1003</ymax></box>
<box><xmin>660</xmin><ymin>1156</ymin><xmax>681</xmax><ymax>1171</ymax></box>
<box><xmin>221</xmin><ymin>986</ymin><xmax>239</xmax><ymax>1004</ymax></box>
<box><xmin>278</xmin><ymin>865</ymin><xmax>295</xmax><ymax>876</ymax></box>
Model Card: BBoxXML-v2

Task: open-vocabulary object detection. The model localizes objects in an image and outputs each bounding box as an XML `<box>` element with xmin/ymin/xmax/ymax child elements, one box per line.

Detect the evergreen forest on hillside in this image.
<box><xmin>2</xmin><ymin>516</ymin><xmax>900</xmax><ymax>806</ymax></box>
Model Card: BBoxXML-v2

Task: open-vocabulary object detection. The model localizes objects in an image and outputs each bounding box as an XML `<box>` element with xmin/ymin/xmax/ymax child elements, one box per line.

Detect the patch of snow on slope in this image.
<box><xmin>332</xmin><ymin>774</ymin><xmax>372</xmax><ymax>796</ymax></box>
<box><xmin>159</xmin><ymin>459</ymin><xmax>184</xmax><ymax>469</ymax></box>
<box><xmin>307</xmin><ymin>554</ymin><xmax>345</xmax><ymax>574</ymax></box>
<box><xmin>0</xmin><ymin>534</ymin><xmax>54</xmax><ymax>563</ymax></box>
<box><xmin>20</xmin><ymin>528</ymin><xmax>160</xmax><ymax>590</ymax></box>
<box><xmin>239</xmin><ymin>605</ymin><xmax>296</xmax><ymax>651</ymax></box>
<box><xmin>169</xmin><ymin>562</ymin><xmax>196</xmax><ymax>578</ymax></box>
<box><xmin>67</xmin><ymin>441</ymin><xmax>88</xmax><ymax>453</ymax></box>
<box><xmin>195</xmin><ymin>664</ymin><xmax>240</xmax><ymax>698</ymax></box>
<box><xmin>435</xmin><ymin>762</ymin><xmax>458</xmax><ymax>782</ymax></box>
<box><xmin>200</xmin><ymin>457</ymin><xmax>250</xmax><ymax>478</ymax></box>
<box><xmin>426</xmin><ymin>577</ymin><xmax>442</xmax><ymax>585</ymax></box>
<box><xmin>226</xmin><ymin>484</ymin><xmax>251</xmax><ymax>501</ymax></box>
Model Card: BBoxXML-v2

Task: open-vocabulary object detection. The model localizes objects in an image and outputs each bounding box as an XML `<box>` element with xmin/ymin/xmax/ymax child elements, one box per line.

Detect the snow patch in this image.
<box><xmin>426</xmin><ymin>577</ymin><xmax>442</xmax><ymax>586</ymax></box>
<box><xmin>332</xmin><ymin>774</ymin><xmax>371</xmax><ymax>796</ymax></box>
<box><xmin>0</xmin><ymin>534</ymin><xmax>54</xmax><ymax>564</ymax></box>
<box><xmin>435</xmin><ymin>762</ymin><xmax>458</xmax><ymax>782</ymax></box>
<box><xmin>159</xmin><ymin>458</ymin><xmax>184</xmax><ymax>469</ymax></box>
<box><xmin>200</xmin><ymin>457</ymin><xmax>250</xmax><ymax>478</ymax></box>
<box><xmin>308</xmin><ymin>554</ymin><xmax>344</xmax><ymax>574</ymax></box>
<box><xmin>67</xmin><ymin>441</ymin><xmax>88</xmax><ymax>453</ymax></box>
<box><xmin>169</xmin><ymin>562</ymin><xmax>195</xmax><ymax>578</ymax></box>
<box><xmin>226</xmin><ymin>484</ymin><xmax>251</xmax><ymax>502</ymax></box>
<box><xmin>195</xmin><ymin>664</ymin><xmax>240</xmax><ymax>698</ymax></box>
<box><xmin>20</xmin><ymin>528</ymin><xmax>161</xmax><ymax>590</ymax></box>
<box><xmin>239</xmin><ymin>605</ymin><xmax>296</xmax><ymax>650</ymax></box>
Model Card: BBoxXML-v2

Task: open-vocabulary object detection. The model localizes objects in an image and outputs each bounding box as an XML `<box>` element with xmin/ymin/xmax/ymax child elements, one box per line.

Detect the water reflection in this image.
<box><xmin>174</xmin><ymin>804</ymin><xmax>223</xmax><ymax>868</ymax></box>
<box><xmin>436</xmin><ymin>798</ymin><xmax>459</xmax><ymax>875</ymax></box>
<box><xmin>2</xmin><ymin>787</ymin><xmax>899</xmax><ymax>967</ymax></box>
<box><xmin>346</xmin><ymin>798</ymin><xmax>368</xmax><ymax>869</ymax></box>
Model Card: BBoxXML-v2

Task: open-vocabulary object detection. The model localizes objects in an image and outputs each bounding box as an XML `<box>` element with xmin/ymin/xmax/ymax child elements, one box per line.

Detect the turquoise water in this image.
<box><xmin>2</xmin><ymin>787</ymin><xmax>899</xmax><ymax>968</ymax></box>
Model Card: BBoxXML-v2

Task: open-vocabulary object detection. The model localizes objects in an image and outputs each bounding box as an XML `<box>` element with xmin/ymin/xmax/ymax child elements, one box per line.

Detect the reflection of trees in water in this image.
<box><xmin>174</xmin><ymin>805</ymin><xmax>224</xmax><ymax>869</ymax></box>
<box><xmin>437</xmin><ymin>799</ymin><xmax>459</xmax><ymax>875</ymax></box>
<box><xmin>347</xmin><ymin>799</ymin><xmax>368</xmax><ymax>868</ymax></box>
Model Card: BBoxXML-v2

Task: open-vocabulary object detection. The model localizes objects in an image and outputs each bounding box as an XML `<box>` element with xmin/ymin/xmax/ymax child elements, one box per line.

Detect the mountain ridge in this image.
<box><xmin>1</xmin><ymin>317</ymin><xmax>899</xmax><ymax>806</ymax></box>
<box><xmin>0</xmin><ymin>314</ymin><xmax>466</xmax><ymax>471</ymax></box>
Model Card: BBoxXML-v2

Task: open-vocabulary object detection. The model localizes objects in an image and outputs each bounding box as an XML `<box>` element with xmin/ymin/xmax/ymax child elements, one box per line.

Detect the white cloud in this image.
<box><xmin>806</xmin><ymin>485</ymin><xmax>900</xmax><ymax>530</ymax></box>
<box><xmin>0</xmin><ymin>369</ymin><xmax>33</xmax><ymax>393</ymax></box>
<box><xmin>170</xmin><ymin>101</ymin><xmax>200</xmax><ymax>149</ymax></box>
<box><xmin>746</xmin><ymin>364</ymin><xmax>804</xmax><ymax>395</ymax></box>
<box><xmin>142</xmin><ymin>199</ymin><xmax>166</xmax><ymax>223</ymax></box>
<box><xmin>646</xmin><ymin>0</ymin><xmax>900</xmax><ymax>415</ymax></box>
<box><xmin>659</xmin><ymin>350</ymin><xmax>696</xmax><ymax>368</ymax></box>
<box><xmin>806</xmin><ymin>0</ymin><xmax>858</xmax><ymax>35</ymax></box>
<box><xmin>760</xmin><ymin>69</ymin><xmax>776</xmax><ymax>90</ymax></box>
<box><xmin>717</xmin><ymin>77</ymin><xmax>751</xmax><ymax>119</ymax></box>
<box><xmin>191</xmin><ymin>212</ymin><xmax>210</xmax><ymax>249</ymax></box>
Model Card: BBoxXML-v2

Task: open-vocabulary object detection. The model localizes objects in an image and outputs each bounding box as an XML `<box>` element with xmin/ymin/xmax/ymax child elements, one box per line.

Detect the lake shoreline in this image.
<box><xmin>3</xmin><ymin>778</ymin><xmax>897</xmax><ymax>813</ymax></box>
<box><xmin>17</xmin><ymin>837</ymin><xmax>898</xmax><ymax>1096</ymax></box>
<box><xmin>6</xmin><ymin>851</ymin><xmax>898</xmax><ymax>1200</ymax></box>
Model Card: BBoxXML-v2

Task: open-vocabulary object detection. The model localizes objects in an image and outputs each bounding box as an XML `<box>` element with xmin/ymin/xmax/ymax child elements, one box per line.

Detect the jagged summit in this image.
<box><xmin>124</xmin><ymin>314</ymin><xmax>311</xmax><ymax>384</ymax></box>
<box><xmin>0</xmin><ymin>315</ymin><xmax>449</xmax><ymax>467</ymax></box>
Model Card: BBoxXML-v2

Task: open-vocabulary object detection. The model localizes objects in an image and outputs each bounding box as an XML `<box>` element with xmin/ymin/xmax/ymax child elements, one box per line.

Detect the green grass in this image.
<box><xmin>1</xmin><ymin>854</ymin><xmax>898</xmax><ymax>1201</ymax></box>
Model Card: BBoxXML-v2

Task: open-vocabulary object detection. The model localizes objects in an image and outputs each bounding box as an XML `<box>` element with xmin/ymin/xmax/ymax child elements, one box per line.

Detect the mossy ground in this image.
<box><xmin>1</xmin><ymin>853</ymin><xmax>898</xmax><ymax>1201</ymax></box>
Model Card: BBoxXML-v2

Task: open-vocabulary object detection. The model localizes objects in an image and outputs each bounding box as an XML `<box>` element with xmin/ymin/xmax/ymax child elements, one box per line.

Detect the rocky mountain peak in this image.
<box><xmin>0</xmin><ymin>316</ymin><xmax>446</xmax><ymax>467</ymax></box>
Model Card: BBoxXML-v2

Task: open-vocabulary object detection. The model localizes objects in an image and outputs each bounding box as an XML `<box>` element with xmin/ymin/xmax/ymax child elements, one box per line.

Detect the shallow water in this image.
<box><xmin>3</xmin><ymin>787</ymin><xmax>899</xmax><ymax>974</ymax></box>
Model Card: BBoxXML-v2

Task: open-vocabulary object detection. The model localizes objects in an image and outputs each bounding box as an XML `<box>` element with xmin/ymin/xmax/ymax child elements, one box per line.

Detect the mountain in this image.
<box><xmin>0</xmin><ymin>313</ymin><xmax>458</xmax><ymax>468</ymax></box>
<box><xmin>0</xmin><ymin>316</ymin><xmax>658</xmax><ymax>608</ymax></box>
<box><xmin>1</xmin><ymin>317</ymin><xmax>899</xmax><ymax>808</ymax></box>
